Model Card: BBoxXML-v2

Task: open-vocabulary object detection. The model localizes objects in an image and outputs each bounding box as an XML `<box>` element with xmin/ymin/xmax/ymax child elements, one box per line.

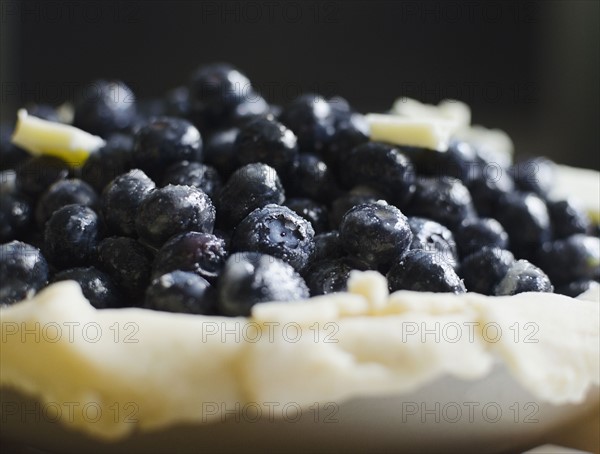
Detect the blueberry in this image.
<box><xmin>81</xmin><ymin>133</ymin><xmax>134</xmax><ymax>192</ymax></box>
<box><xmin>304</xmin><ymin>257</ymin><xmax>367</xmax><ymax>296</ymax></box>
<box><xmin>285</xmin><ymin>198</ymin><xmax>330</xmax><ymax>234</ymax></box>
<box><xmin>387</xmin><ymin>249</ymin><xmax>466</xmax><ymax>294</ymax></box>
<box><xmin>218</xmin><ymin>163</ymin><xmax>284</xmax><ymax>228</ymax></box>
<box><xmin>322</xmin><ymin>112</ymin><xmax>369</xmax><ymax>168</ymax></box>
<box><xmin>234</xmin><ymin>117</ymin><xmax>298</xmax><ymax>173</ymax></box>
<box><xmin>511</xmin><ymin>157</ymin><xmax>556</xmax><ymax>196</ymax></box>
<box><xmin>282</xmin><ymin>153</ymin><xmax>340</xmax><ymax>204</ymax></box>
<box><xmin>132</xmin><ymin>117</ymin><xmax>203</xmax><ymax>178</ymax></box>
<box><xmin>203</xmin><ymin>128</ymin><xmax>239</xmax><ymax>178</ymax></box>
<box><xmin>459</xmin><ymin>247</ymin><xmax>515</xmax><ymax>295</ymax></box>
<box><xmin>339</xmin><ymin>142</ymin><xmax>416</xmax><ymax>209</ymax></box>
<box><xmin>494</xmin><ymin>192</ymin><xmax>551</xmax><ymax>258</ymax></box>
<box><xmin>232</xmin><ymin>204</ymin><xmax>315</xmax><ymax>272</ymax></box>
<box><xmin>313</xmin><ymin>231</ymin><xmax>345</xmax><ymax>262</ymax></box>
<box><xmin>409</xmin><ymin>141</ymin><xmax>481</xmax><ymax>184</ymax></box>
<box><xmin>188</xmin><ymin>63</ymin><xmax>254</xmax><ymax>130</ymax></box>
<box><xmin>162</xmin><ymin>160</ymin><xmax>222</xmax><ymax>200</ymax></box>
<box><xmin>279</xmin><ymin>94</ymin><xmax>336</xmax><ymax>153</ymax></box>
<box><xmin>329</xmin><ymin>189</ymin><xmax>381</xmax><ymax>229</ymax></box>
<box><xmin>217</xmin><ymin>252</ymin><xmax>309</xmax><ymax>316</ymax></box>
<box><xmin>35</xmin><ymin>179</ymin><xmax>98</xmax><ymax>228</ymax></box>
<box><xmin>152</xmin><ymin>232</ymin><xmax>227</xmax><ymax>283</ymax></box>
<box><xmin>536</xmin><ymin>234</ymin><xmax>600</xmax><ymax>285</ymax></box>
<box><xmin>555</xmin><ymin>280</ymin><xmax>596</xmax><ymax>298</ymax></box>
<box><xmin>145</xmin><ymin>271</ymin><xmax>213</xmax><ymax>315</ymax></box>
<box><xmin>494</xmin><ymin>259</ymin><xmax>553</xmax><ymax>295</ymax></box>
<box><xmin>136</xmin><ymin>185</ymin><xmax>215</xmax><ymax>247</ymax></box>
<box><xmin>406</xmin><ymin>177</ymin><xmax>476</xmax><ymax>229</ymax></box>
<box><xmin>97</xmin><ymin>236</ymin><xmax>153</xmax><ymax>300</ymax></box>
<box><xmin>1</xmin><ymin>125</ymin><xmax>28</xmax><ymax>171</ymax></box>
<box><xmin>467</xmin><ymin>166</ymin><xmax>515</xmax><ymax>218</ymax></box>
<box><xmin>229</xmin><ymin>94</ymin><xmax>271</xmax><ymax>128</ymax></box>
<box><xmin>73</xmin><ymin>80</ymin><xmax>136</xmax><ymax>137</ymax></box>
<box><xmin>546</xmin><ymin>199</ymin><xmax>590</xmax><ymax>239</ymax></box>
<box><xmin>0</xmin><ymin>192</ymin><xmax>32</xmax><ymax>242</ymax></box>
<box><xmin>453</xmin><ymin>217</ymin><xmax>509</xmax><ymax>259</ymax></box>
<box><xmin>16</xmin><ymin>156</ymin><xmax>70</xmax><ymax>200</ymax></box>
<box><xmin>164</xmin><ymin>86</ymin><xmax>191</xmax><ymax>118</ymax></box>
<box><xmin>44</xmin><ymin>205</ymin><xmax>101</xmax><ymax>269</ymax></box>
<box><xmin>0</xmin><ymin>241</ymin><xmax>49</xmax><ymax>305</ymax></box>
<box><xmin>339</xmin><ymin>201</ymin><xmax>413</xmax><ymax>272</ymax></box>
<box><xmin>408</xmin><ymin>217</ymin><xmax>458</xmax><ymax>268</ymax></box>
<box><xmin>101</xmin><ymin>169</ymin><xmax>156</xmax><ymax>237</ymax></box>
<box><xmin>51</xmin><ymin>267</ymin><xmax>122</xmax><ymax>309</ymax></box>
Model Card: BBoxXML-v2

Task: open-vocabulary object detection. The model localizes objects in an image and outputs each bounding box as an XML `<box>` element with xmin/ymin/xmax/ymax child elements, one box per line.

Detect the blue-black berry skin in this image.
<box><xmin>203</xmin><ymin>128</ymin><xmax>239</xmax><ymax>179</ymax></box>
<box><xmin>101</xmin><ymin>169</ymin><xmax>156</xmax><ymax>237</ymax></box>
<box><xmin>411</xmin><ymin>141</ymin><xmax>481</xmax><ymax>184</ymax></box>
<box><xmin>494</xmin><ymin>259</ymin><xmax>553</xmax><ymax>295</ymax></box>
<box><xmin>218</xmin><ymin>163</ymin><xmax>284</xmax><ymax>228</ymax></box>
<box><xmin>285</xmin><ymin>198</ymin><xmax>330</xmax><ymax>234</ymax></box>
<box><xmin>329</xmin><ymin>189</ymin><xmax>381</xmax><ymax>229</ymax></box>
<box><xmin>0</xmin><ymin>125</ymin><xmax>28</xmax><ymax>171</ymax></box>
<box><xmin>0</xmin><ymin>192</ymin><xmax>32</xmax><ymax>242</ymax></box>
<box><xmin>145</xmin><ymin>271</ymin><xmax>213</xmax><ymax>315</ymax></box>
<box><xmin>313</xmin><ymin>231</ymin><xmax>345</xmax><ymax>262</ymax></box>
<box><xmin>304</xmin><ymin>257</ymin><xmax>367</xmax><ymax>296</ymax></box>
<box><xmin>81</xmin><ymin>134</ymin><xmax>134</xmax><ymax>192</ymax></box>
<box><xmin>35</xmin><ymin>179</ymin><xmax>98</xmax><ymax>228</ymax></box>
<box><xmin>322</xmin><ymin>112</ymin><xmax>369</xmax><ymax>169</ymax></box>
<box><xmin>136</xmin><ymin>185</ymin><xmax>216</xmax><ymax>248</ymax></box>
<box><xmin>97</xmin><ymin>236</ymin><xmax>153</xmax><ymax>300</ymax></box>
<box><xmin>152</xmin><ymin>232</ymin><xmax>228</xmax><ymax>283</ymax></box>
<box><xmin>188</xmin><ymin>63</ymin><xmax>255</xmax><ymax>130</ymax></box>
<box><xmin>339</xmin><ymin>142</ymin><xmax>416</xmax><ymax>209</ymax></box>
<box><xmin>73</xmin><ymin>80</ymin><xmax>136</xmax><ymax>137</ymax></box>
<box><xmin>556</xmin><ymin>280</ymin><xmax>596</xmax><ymax>298</ymax></box>
<box><xmin>0</xmin><ymin>241</ymin><xmax>49</xmax><ymax>305</ymax></box>
<box><xmin>162</xmin><ymin>161</ymin><xmax>222</xmax><ymax>201</ymax></box>
<box><xmin>16</xmin><ymin>156</ymin><xmax>70</xmax><ymax>200</ymax></box>
<box><xmin>339</xmin><ymin>202</ymin><xmax>413</xmax><ymax>272</ymax></box>
<box><xmin>282</xmin><ymin>153</ymin><xmax>340</xmax><ymax>204</ymax></box>
<box><xmin>232</xmin><ymin>204</ymin><xmax>315</xmax><ymax>272</ymax></box>
<box><xmin>453</xmin><ymin>217</ymin><xmax>509</xmax><ymax>259</ymax></box>
<box><xmin>536</xmin><ymin>234</ymin><xmax>600</xmax><ymax>285</ymax></box>
<box><xmin>408</xmin><ymin>217</ymin><xmax>458</xmax><ymax>269</ymax></box>
<box><xmin>51</xmin><ymin>267</ymin><xmax>122</xmax><ymax>309</ymax></box>
<box><xmin>279</xmin><ymin>94</ymin><xmax>336</xmax><ymax>153</ymax></box>
<box><xmin>164</xmin><ymin>86</ymin><xmax>191</xmax><ymax>118</ymax></box>
<box><xmin>132</xmin><ymin>117</ymin><xmax>203</xmax><ymax>179</ymax></box>
<box><xmin>217</xmin><ymin>252</ymin><xmax>309</xmax><ymax>316</ymax></box>
<box><xmin>44</xmin><ymin>205</ymin><xmax>101</xmax><ymax>269</ymax></box>
<box><xmin>547</xmin><ymin>199</ymin><xmax>590</xmax><ymax>240</ymax></box>
<box><xmin>387</xmin><ymin>249</ymin><xmax>466</xmax><ymax>294</ymax></box>
<box><xmin>459</xmin><ymin>247</ymin><xmax>515</xmax><ymax>295</ymax></box>
<box><xmin>406</xmin><ymin>176</ymin><xmax>476</xmax><ymax>229</ymax></box>
<box><xmin>234</xmin><ymin>117</ymin><xmax>298</xmax><ymax>173</ymax></box>
<box><xmin>467</xmin><ymin>167</ymin><xmax>515</xmax><ymax>218</ymax></box>
<box><xmin>511</xmin><ymin>157</ymin><xmax>556</xmax><ymax>197</ymax></box>
<box><xmin>494</xmin><ymin>191</ymin><xmax>551</xmax><ymax>259</ymax></box>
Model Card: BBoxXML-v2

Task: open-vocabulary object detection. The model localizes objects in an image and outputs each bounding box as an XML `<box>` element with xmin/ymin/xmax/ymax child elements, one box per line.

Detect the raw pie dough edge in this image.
<box><xmin>1</xmin><ymin>270</ymin><xmax>598</xmax><ymax>440</ymax></box>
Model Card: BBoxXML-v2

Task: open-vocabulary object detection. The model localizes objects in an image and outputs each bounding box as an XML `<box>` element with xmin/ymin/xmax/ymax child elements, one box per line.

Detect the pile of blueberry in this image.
<box><xmin>1</xmin><ymin>64</ymin><xmax>599</xmax><ymax>316</ymax></box>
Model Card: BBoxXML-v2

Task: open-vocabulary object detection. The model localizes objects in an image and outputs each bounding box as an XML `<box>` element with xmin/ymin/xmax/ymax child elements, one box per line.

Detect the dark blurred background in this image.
<box><xmin>1</xmin><ymin>0</ymin><xmax>599</xmax><ymax>169</ymax></box>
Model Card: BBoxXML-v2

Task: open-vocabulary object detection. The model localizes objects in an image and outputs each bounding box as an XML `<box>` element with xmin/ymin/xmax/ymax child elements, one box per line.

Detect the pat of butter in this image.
<box><xmin>11</xmin><ymin>109</ymin><xmax>105</xmax><ymax>166</ymax></box>
<box><xmin>365</xmin><ymin>114</ymin><xmax>454</xmax><ymax>151</ymax></box>
<box><xmin>391</xmin><ymin>98</ymin><xmax>471</xmax><ymax>129</ymax></box>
